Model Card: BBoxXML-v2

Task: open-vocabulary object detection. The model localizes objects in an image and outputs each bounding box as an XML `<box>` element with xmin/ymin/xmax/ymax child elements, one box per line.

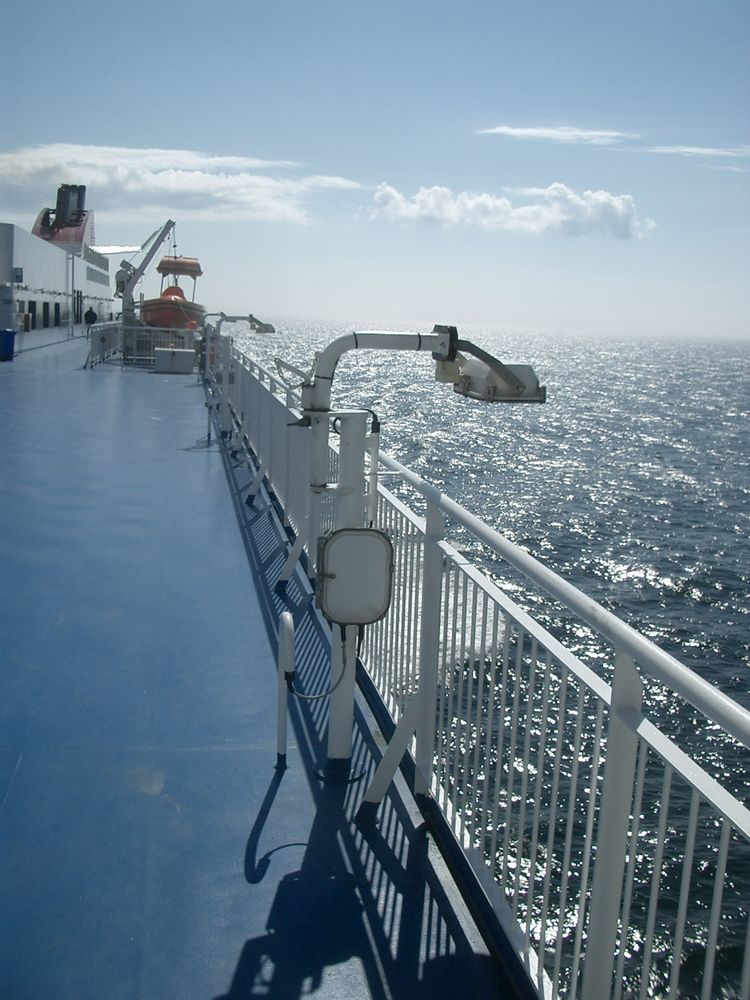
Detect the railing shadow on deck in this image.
<box><xmin>211</xmin><ymin>416</ymin><xmax>521</xmax><ymax>999</ymax></box>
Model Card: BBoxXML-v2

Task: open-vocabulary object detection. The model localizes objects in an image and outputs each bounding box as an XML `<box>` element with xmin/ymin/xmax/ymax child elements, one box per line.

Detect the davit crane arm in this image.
<box><xmin>115</xmin><ymin>219</ymin><xmax>175</xmax><ymax>325</ymax></box>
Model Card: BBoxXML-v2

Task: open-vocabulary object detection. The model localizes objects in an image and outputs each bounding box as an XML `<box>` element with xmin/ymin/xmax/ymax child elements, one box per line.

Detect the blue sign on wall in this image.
<box><xmin>13</xmin><ymin>267</ymin><xmax>23</xmax><ymax>283</ymax></box>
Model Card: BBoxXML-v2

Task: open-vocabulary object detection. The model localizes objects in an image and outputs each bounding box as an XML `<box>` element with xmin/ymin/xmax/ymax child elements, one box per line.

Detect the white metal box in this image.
<box><xmin>317</xmin><ymin>528</ymin><xmax>394</xmax><ymax>625</ymax></box>
<box><xmin>154</xmin><ymin>348</ymin><xmax>195</xmax><ymax>374</ymax></box>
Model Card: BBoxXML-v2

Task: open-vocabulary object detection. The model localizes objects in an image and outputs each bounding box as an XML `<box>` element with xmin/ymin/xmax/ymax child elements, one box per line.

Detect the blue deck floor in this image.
<box><xmin>0</xmin><ymin>338</ymin><xmax>518</xmax><ymax>999</ymax></box>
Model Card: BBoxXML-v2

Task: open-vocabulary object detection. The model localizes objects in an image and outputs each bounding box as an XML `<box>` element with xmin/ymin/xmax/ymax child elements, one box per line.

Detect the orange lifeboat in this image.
<box><xmin>156</xmin><ymin>257</ymin><xmax>203</xmax><ymax>279</ymax></box>
<box><xmin>141</xmin><ymin>256</ymin><xmax>206</xmax><ymax>329</ymax></box>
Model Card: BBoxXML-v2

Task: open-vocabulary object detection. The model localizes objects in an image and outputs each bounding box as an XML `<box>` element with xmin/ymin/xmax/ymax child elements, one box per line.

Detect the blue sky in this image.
<box><xmin>1</xmin><ymin>0</ymin><xmax>748</xmax><ymax>336</ymax></box>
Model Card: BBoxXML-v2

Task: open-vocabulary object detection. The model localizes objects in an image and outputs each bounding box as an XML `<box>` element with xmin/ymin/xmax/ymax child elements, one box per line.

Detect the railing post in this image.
<box><xmin>414</xmin><ymin>500</ymin><xmax>445</xmax><ymax>796</ymax></box>
<box><xmin>582</xmin><ymin>650</ymin><xmax>643</xmax><ymax>1000</ymax></box>
<box><xmin>276</xmin><ymin>612</ymin><xmax>294</xmax><ymax>770</ymax></box>
<box><xmin>360</xmin><ymin>497</ymin><xmax>445</xmax><ymax>811</ymax></box>
<box><xmin>308</xmin><ymin>412</ymin><xmax>329</xmax><ymax>581</ymax></box>
<box><xmin>325</xmin><ymin>410</ymin><xmax>367</xmax><ymax>778</ymax></box>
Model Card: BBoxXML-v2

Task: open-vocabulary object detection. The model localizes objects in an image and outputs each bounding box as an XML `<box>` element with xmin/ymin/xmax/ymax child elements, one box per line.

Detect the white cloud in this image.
<box><xmin>372</xmin><ymin>181</ymin><xmax>653</xmax><ymax>239</ymax></box>
<box><xmin>0</xmin><ymin>144</ymin><xmax>362</xmax><ymax>224</ymax></box>
<box><xmin>642</xmin><ymin>144</ymin><xmax>750</xmax><ymax>159</ymax></box>
<box><xmin>478</xmin><ymin>125</ymin><xmax>638</xmax><ymax>145</ymax></box>
<box><xmin>477</xmin><ymin>127</ymin><xmax>750</xmax><ymax>166</ymax></box>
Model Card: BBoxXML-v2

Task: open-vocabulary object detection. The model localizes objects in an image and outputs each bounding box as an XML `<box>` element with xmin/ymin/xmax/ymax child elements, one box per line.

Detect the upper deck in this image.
<box><xmin>0</xmin><ymin>334</ymin><xmax>518</xmax><ymax>998</ymax></box>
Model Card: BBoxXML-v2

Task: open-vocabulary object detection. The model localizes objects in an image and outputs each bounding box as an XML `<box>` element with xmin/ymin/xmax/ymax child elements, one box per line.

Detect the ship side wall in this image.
<box><xmin>0</xmin><ymin>224</ymin><xmax>114</xmax><ymax>331</ymax></box>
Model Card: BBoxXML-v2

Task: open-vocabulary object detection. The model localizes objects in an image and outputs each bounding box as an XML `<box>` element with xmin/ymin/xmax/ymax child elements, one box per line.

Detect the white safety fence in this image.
<box><xmin>121</xmin><ymin>325</ymin><xmax>197</xmax><ymax>367</ymax></box>
<box><xmin>84</xmin><ymin>322</ymin><xmax>121</xmax><ymax>368</ymax></box>
<box><xmin>85</xmin><ymin>324</ymin><xmax>200</xmax><ymax>368</ymax></box>
<box><xmin>215</xmin><ymin>338</ymin><xmax>750</xmax><ymax>1000</ymax></box>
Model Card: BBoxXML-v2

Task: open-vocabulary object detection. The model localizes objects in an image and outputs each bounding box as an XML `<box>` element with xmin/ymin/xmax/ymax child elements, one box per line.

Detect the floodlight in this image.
<box><xmin>450</xmin><ymin>357</ymin><xmax>546</xmax><ymax>403</ymax></box>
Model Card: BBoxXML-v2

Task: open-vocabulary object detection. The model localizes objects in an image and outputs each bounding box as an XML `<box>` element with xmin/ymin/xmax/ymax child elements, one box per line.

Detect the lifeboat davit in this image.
<box><xmin>141</xmin><ymin>256</ymin><xmax>206</xmax><ymax>330</ymax></box>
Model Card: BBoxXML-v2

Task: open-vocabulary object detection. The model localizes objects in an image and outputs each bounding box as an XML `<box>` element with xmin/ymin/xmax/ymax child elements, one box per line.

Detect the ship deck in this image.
<box><xmin>0</xmin><ymin>332</ymin><xmax>519</xmax><ymax>999</ymax></box>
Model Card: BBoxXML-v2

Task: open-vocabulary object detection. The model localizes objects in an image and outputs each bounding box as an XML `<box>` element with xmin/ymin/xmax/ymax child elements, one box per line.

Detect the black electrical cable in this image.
<box><xmin>286</xmin><ymin>624</ymin><xmax>349</xmax><ymax>701</ymax></box>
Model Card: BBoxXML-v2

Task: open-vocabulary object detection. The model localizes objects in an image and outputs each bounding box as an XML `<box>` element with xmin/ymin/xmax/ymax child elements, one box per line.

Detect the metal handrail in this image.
<box><xmin>376</xmin><ymin>450</ymin><xmax>750</xmax><ymax>751</ymax></box>
<box><xmin>227</xmin><ymin>344</ymin><xmax>750</xmax><ymax>750</ymax></box>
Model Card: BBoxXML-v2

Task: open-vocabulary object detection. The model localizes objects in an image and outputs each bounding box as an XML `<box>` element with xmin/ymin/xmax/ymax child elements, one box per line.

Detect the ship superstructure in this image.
<box><xmin>0</xmin><ymin>184</ymin><xmax>112</xmax><ymax>333</ymax></box>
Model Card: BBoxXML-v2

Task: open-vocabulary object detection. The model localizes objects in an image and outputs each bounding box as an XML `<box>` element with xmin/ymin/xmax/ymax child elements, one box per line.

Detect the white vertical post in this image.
<box><xmin>277</xmin><ymin>612</ymin><xmax>294</xmax><ymax>769</ymax></box>
<box><xmin>414</xmin><ymin>500</ymin><xmax>445</xmax><ymax>795</ymax></box>
<box><xmin>582</xmin><ymin>650</ymin><xmax>643</xmax><ymax>1000</ymax></box>
<box><xmin>366</xmin><ymin>423</ymin><xmax>380</xmax><ymax>527</ymax></box>
<box><xmin>325</xmin><ymin>410</ymin><xmax>367</xmax><ymax>776</ymax></box>
<box><xmin>68</xmin><ymin>250</ymin><xmax>75</xmax><ymax>338</ymax></box>
<box><xmin>220</xmin><ymin>384</ymin><xmax>233</xmax><ymax>438</ymax></box>
<box><xmin>205</xmin><ymin>382</ymin><xmax>216</xmax><ymax>444</ymax></box>
<box><xmin>308</xmin><ymin>412</ymin><xmax>329</xmax><ymax>581</ymax></box>
<box><xmin>207</xmin><ymin>324</ymin><xmax>215</xmax><ymax>378</ymax></box>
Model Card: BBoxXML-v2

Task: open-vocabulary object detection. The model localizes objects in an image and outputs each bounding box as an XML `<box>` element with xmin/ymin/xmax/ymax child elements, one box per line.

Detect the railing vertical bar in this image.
<box><xmin>444</xmin><ymin>565</ymin><xmax>461</xmax><ymax>825</ymax></box>
<box><xmin>459</xmin><ymin>580</ymin><xmax>479</xmax><ymax>844</ymax></box>
<box><xmin>396</xmin><ymin>512</ymin><xmax>409</xmax><ymax>713</ymax></box>
<box><xmin>539</xmin><ymin>663</ymin><xmax>569</xmax><ymax>996</ymax></box>
<box><xmin>395</xmin><ymin>517</ymin><xmax>408</xmax><ymax>706</ymax></box>
<box><xmin>638</xmin><ymin>763</ymin><xmax>673</xmax><ymax>1000</ymax></box>
<box><xmin>525</xmin><ymin>647</ymin><xmax>552</xmax><ymax>952</ymax></box>
<box><xmin>470</xmin><ymin>591</ymin><xmax>490</xmax><ymax>849</ymax></box>
<box><xmin>376</xmin><ymin>502</ymin><xmax>389</xmax><ymax>696</ymax></box>
<box><xmin>740</xmin><ymin>905</ymin><xmax>750</xmax><ymax>1000</ymax></box>
<box><xmin>393</xmin><ymin>507</ymin><xmax>405</xmax><ymax>708</ymax></box>
<box><xmin>451</xmin><ymin>573</ymin><xmax>470</xmax><ymax>836</ymax></box>
<box><xmin>405</xmin><ymin>515</ymin><xmax>415</xmax><ymax>696</ymax></box>
<box><xmin>581</xmin><ymin>652</ymin><xmax>642</xmax><ymax>1000</ymax></box>
<box><xmin>569</xmin><ymin>696</ymin><xmax>604</xmax><ymax>1000</ymax></box>
<box><xmin>614</xmin><ymin>736</ymin><xmax>649</xmax><ymax>1000</ymax></box>
<box><xmin>501</xmin><ymin>627</ymin><xmax>524</xmax><ymax>901</ymax></box>
<box><xmin>409</xmin><ymin>526</ymin><xmax>421</xmax><ymax>687</ymax></box>
<box><xmin>553</xmin><ymin>682</ymin><xmax>586</xmax><ymax>999</ymax></box>
<box><xmin>435</xmin><ymin>556</ymin><xmax>452</xmax><ymax>807</ymax></box>
<box><xmin>489</xmin><ymin>622</ymin><xmax>511</xmax><ymax>876</ymax></box>
<box><xmin>374</xmin><ymin>500</ymin><xmax>387</xmax><ymax>687</ymax></box>
<box><xmin>386</xmin><ymin>503</ymin><xmax>398</xmax><ymax>710</ymax></box>
<box><xmin>514</xmin><ymin>636</ymin><xmax>538</xmax><ymax>931</ymax></box>
<box><xmin>415</xmin><ymin>503</ymin><xmax>443</xmax><ymax>797</ymax></box>
<box><xmin>403</xmin><ymin>515</ymin><xmax>415</xmax><ymax>704</ymax></box>
<box><xmin>700</xmin><ymin>818</ymin><xmax>731</xmax><ymax>1000</ymax></box>
<box><xmin>479</xmin><ymin>604</ymin><xmax>499</xmax><ymax>840</ymax></box>
<box><xmin>668</xmin><ymin>787</ymin><xmax>700</xmax><ymax>1000</ymax></box>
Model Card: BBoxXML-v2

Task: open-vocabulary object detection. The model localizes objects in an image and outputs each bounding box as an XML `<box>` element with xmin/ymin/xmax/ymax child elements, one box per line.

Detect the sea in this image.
<box><xmin>233</xmin><ymin>319</ymin><xmax>749</xmax><ymax>998</ymax></box>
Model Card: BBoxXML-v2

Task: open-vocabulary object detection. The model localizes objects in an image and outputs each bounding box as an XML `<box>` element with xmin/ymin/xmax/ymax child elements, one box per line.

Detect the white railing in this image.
<box><xmin>85</xmin><ymin>324</ymin><xmax>200</xmax><ymax>368</ymax></box>
<box><xmin>121</xmin><ymin>325</ymin><xmax>197</xmax><ymax>367</ymax></box>
<box><xmin>84</xmin><ymin>322</ymin><xmax>121</xmax><ymax>368</ymax></box>
<box><xmin>215</xmin><ymin>339</ymin><xmax>750</xmax><ymax>1000</ymax></box>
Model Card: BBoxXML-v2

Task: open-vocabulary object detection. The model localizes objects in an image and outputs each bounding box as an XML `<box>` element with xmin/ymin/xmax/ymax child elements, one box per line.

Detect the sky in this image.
<box><xmin>1</xmin><ymin>0</ymin><xmax>748</xmax><ymax>337</ymax></box>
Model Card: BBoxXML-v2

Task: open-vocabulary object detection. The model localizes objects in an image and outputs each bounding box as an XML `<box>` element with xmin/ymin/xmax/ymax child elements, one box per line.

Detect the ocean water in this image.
<box><xmin>233</xmin><ymin>320</ymin><xmax>749</xmax><ymax>997</ymax></box>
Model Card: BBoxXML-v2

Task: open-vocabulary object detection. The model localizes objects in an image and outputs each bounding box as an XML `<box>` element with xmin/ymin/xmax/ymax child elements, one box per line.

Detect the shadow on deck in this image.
<box><xmin>214</xmin><ymin>426</ymin><xmax>520</xmax><ymax>999</ymax></box>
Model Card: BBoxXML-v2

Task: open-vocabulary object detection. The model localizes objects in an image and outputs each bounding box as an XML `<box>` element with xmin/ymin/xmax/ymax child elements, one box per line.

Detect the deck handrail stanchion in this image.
<box><xmin>415</xmin><ymin>499</ymin><xmax>445</xmax><ymax>796</ymax></box>
<box><xmin>308</xmin><ymin>412</ymin><xmax>329</xmax><ymax>581</ymax></box>
<box><xmin>581</xmin><ymin>650</ymin><xmax>643</xmax><ymax>1000</ymax></box>
<box><xmin>325</xmin><ymin>410</ymin><xmax>368</xmax><ymax>777</ymax></box>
